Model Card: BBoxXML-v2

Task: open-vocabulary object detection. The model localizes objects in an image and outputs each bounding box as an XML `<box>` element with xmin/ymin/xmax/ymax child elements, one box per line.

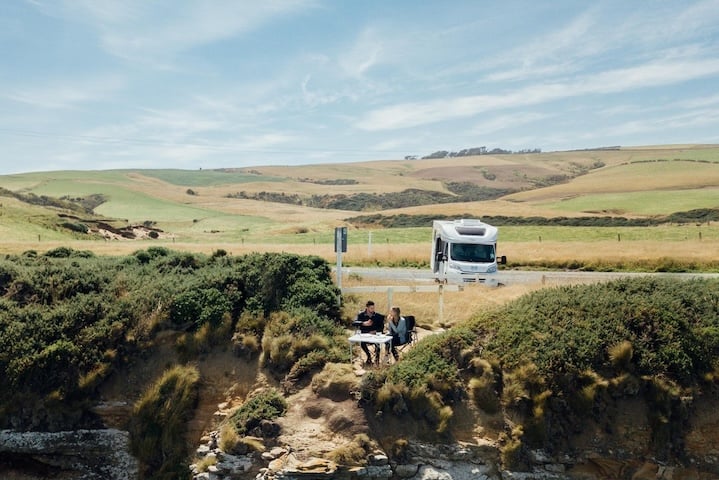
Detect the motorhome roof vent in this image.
<box><xmin>455</xmin><ymin>225</ymin><xmax>486</xmax><ymax>235</ymax></box>
<box><xmin>453</xmin><ymin>219</ymin><xmax>487</xmax><ymax>235</ymax></box>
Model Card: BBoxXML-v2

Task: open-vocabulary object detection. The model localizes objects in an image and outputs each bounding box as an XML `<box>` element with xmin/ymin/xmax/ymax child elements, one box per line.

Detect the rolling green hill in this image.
<box><xmin>0</xmin><ymin>145</ymin><xmax>718</xmax><ymax>259</ymax></box>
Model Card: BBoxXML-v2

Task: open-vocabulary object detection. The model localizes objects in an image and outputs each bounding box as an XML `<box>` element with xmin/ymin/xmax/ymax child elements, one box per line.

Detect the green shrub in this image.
<box><xmin>261</xmin><ymin>309</ymin><xmax>346</xmax><ymax>376</ymax></box>
<box><xmin>474</xmin><ymin>277</ymin><xmax>719</xmax><ymax>387</ymax></box>
<box><xmin>229</xmin><ymin>388</ymin><xmax>287</xmax><ymax>436</ymax></box>
<box><xmin>0</xmin><ymin>249</ymin><xmax>340</xmax><ymax>435</ymax></box>
<box><xmin>43</xmin><ymin>246</ymin><xmax>75</xmax><ymax>258</ymax></box>
<box><xmin>462</xmin><ymin>277</ymin><xmax>719</xmax><ymax>459</ymax></box>
<box><xmin>234</xmin><ymin>253</ymin><xmax>340</xmax><ymax>318</ymax></box>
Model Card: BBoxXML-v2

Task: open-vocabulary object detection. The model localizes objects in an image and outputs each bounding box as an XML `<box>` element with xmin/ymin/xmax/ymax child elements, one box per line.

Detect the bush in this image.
<box><xmin>0</xmin><ymin>249</ymin><xmax>342</xmax><ymax>438</ymax></box>
<box><xmin>474</xmin><ymin>278</ymin><xmax>719</xmax><ymax>386</ymax></box>
<box><xmin>261</xmin><ymin>309</ymin><xmax>346</xmax><ymax>377</ymax></box>
<box><xmin>169</xmin><ymin>287</ymin><xmax>230</xmax><ymax>330</ymax></box>
<box><xmin>229</xmin><ymin>388</ymin><xmax>287</xmax><ymax>436</ymax></box>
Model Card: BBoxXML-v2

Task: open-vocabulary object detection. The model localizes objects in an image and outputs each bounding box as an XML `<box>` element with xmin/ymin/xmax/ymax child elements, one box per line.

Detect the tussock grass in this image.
<box><xmin>389</xmin><ymin>438</ymin><xmax>410</xmax><ymax>462</ymax></box>
<box><xmin>219</xmin><ymin>423</ymin><xmax>241</xmax><ymax>453</ymax></box>
<box><xmin>310</xmin><ymin>363</ymin><xmax>360</xmax><ymax>401</ymax></box>
<box><xmin>326</xmin><ymin>433</ymin><xmax>375</xmax><ymax>466</ymax></box>
<box><xmin>238</xmin><ymin>436</ymin><xmax>266</xmax><ymax>453</ymax></box>
<box><xmin>608</xmin><ymin>340</ymin><xmax>634</xmax><ymax>371</ymax></box>
<box><xmin>499</xmin><ymin>425</ymin><xmax>528</xmax><ymax>472</ymax></box>
<box><xmin>194</xmin><ymin>455</ymin><xmax>217</xmax><ymax>473</ymax></box>
<box><xmin>129</xmin><ymin>365</ymin><xmax>201</xmax><ymax>479</ymax></box>
<box><xmin>468</xmin><ymin>372</ymin><xmax>500</xmax><ymax>414</ymax></box>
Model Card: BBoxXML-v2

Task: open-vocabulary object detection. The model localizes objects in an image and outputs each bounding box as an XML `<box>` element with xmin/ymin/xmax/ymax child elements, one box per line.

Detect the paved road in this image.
<box><xmin>337</xmin><ymin>267</ymin><xmax>719</xmax><ymax>286</ymax></box>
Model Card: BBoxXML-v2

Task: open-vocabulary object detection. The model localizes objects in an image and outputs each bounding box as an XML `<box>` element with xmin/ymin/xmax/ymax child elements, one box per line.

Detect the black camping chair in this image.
<box><xmin>395</xmin><ymin>315</ymin><xmax>418</xmax><ymax>356</ymax></box>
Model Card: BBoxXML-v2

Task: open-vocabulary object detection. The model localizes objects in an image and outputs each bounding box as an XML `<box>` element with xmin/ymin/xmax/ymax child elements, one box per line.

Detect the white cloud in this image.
<box><xmin>5</xmin><ymin>1</ymin><xmax>719</xmax><ymax>173</ymax></box>
<box><xmin>356</xmin><ymin>57</ymin><xmax>719</xmax><ymax>131</ymax></box>
<box><xmin>30</xmin><ymin>0</ymin><xmax>319</xmax><ymax>64</ymax></box>
<box><xmin>338</xmin><ymin>27</ymin><xmax>384</xmax><ymax>77</ymax></box>
<box><xmin>3</xmin><ymin>75</ymin><xmax>125</xmax><ymax>109</ymax></box>
<box><xmin>471</xmin><ymin>112</ymin><xmax>552</xmax><ymax>135</ymax></box>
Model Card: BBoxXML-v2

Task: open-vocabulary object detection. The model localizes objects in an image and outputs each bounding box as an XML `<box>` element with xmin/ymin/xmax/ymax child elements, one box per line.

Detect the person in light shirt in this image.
<box><xmin>385</xmin><ymin>305</ymin><xmax>407</xmax><ymax>362</ymax></box>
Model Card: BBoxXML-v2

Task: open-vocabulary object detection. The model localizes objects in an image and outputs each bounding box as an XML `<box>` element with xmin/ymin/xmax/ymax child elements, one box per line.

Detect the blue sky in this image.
<box><xmin>2</xmin><ymin>1</ymin><xmax>719</xmax><ymax>174</ymax></box>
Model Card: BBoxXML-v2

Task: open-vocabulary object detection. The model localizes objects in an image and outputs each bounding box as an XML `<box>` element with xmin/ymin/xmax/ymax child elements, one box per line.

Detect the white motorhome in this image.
<box><xmin>431</xmin><ymin>219</ymin><xmax>506</xmax><ymax>284</ymax></box>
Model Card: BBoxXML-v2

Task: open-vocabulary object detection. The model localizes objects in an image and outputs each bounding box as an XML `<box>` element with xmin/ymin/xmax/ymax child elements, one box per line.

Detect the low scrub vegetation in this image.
<box><xmin>228</xmin><ymin>388</ymin><xmax>287</xmax><ymax>436</ymax></box>
<box><xmin>0</xmin><ymin>246</ymin><xmax>352</xmax><ymax>477</ymax></box>
<box><xmin>5</xmin><ymin>241</ymin><xmax>719</xmax><ymax>473</ymax></box>
<box><xmin>359</xmin><ymin>277</ymin><xmax>719</xmax><ymax>466</ymax></box>
<box><xmin>0</xmin><ymin>248</ymin><xmax>340</xmax><ymax>432</ymax></box>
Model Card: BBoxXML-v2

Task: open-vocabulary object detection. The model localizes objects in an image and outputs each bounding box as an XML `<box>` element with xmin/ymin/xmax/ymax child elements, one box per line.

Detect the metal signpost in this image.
<box><xmin>334</xmin><ymin>227</ymin><xmax>347</xmax><ymax>304</ymax></box>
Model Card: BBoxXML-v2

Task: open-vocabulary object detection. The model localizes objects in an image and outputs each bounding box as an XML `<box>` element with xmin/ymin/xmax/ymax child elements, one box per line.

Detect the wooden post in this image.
<box><xmin>438</xmin><ymin>284</ymin><xmax>444</xmax><ymax>325</ymax></box>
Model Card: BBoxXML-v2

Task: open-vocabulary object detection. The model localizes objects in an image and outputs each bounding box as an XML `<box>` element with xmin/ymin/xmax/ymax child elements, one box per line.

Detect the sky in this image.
<box><xmin>1</xmin><ymin>1</ymin><xmax>719</xmax><ymax>175</ymax></box>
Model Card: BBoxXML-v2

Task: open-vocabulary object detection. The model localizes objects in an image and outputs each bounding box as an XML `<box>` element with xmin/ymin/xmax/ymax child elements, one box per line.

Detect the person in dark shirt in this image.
<box><xmin>355</xmin><ymin>300</ymin><xmax>385</xmax><ymax>365</ymax></box>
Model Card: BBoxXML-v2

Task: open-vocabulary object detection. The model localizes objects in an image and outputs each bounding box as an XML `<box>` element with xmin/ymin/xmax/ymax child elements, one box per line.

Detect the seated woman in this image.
<box><xmin>385</xmin><ymin>306</ymin><xmax>407</xmax><ymax>362</ymax></box>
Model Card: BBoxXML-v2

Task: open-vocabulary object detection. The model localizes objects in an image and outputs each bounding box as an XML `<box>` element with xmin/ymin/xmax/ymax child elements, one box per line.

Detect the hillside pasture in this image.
<box><xmin>505</xmin><ymin>160</ymin><xmax>719</xmax><ymax>202</ymax></box>
<box><xmin>544</xmin><ymin>189</ymin><xmax>719</xmax><ymax>216</ymax></box>
<box><xmin>138</xmin><ymin>168</ymin><xmax>286</xmax><ymax>186</ymax></box>
<box><xmin>1</xmin><ymin>145</ymin><xmax>718</xmax><ymax>264</ymax></box>
<box><xmin>0</xmin><ymin>197</ymin><xmax>83</xmax><ymax>242</ymax></box>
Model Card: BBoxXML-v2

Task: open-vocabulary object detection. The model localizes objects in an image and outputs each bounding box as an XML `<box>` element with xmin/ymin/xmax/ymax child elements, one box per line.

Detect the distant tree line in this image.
<box><xmin>345</xmin><ymin>208</ymin><xmax>719</xmax><ymax>228</ymax></box>
<box><xmin>420</xmin><ymin>146</ymin><xmax>542</xmax><ymax>159</ymax></box>
<box><xmin>226</xmin><ymin>182</ymin><xmax>515</xmax><ymax>211</ymax></box>
<box><xmin>297</xmin><ymin>178</ymin><xmax>358</xmax><ymax>185</ymax></box>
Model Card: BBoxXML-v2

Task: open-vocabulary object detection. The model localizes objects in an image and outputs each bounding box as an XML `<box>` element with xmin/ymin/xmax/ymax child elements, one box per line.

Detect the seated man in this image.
<box><xmin>385</xmin><ymin>306</ymin><xmax>408</xmax><ymax>362</ymax></box>
<box><xmin>356</xmin><ymin>300</ymin><xmax>385</xmax><ymax>365</ymax></box>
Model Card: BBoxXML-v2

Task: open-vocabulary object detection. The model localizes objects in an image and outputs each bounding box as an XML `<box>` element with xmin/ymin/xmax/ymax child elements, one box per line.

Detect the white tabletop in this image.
<box><xmin>348</xmin><ymin>333</ymin><xmax>393</xmax><ymax>344</ymax></box>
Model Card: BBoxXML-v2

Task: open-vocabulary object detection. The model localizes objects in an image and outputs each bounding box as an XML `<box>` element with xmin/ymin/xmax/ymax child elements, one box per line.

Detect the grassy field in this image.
<box><xmin>0</xmin><ymin>144</ymin><xmax>718</xmax><ymax>264</ymax></box>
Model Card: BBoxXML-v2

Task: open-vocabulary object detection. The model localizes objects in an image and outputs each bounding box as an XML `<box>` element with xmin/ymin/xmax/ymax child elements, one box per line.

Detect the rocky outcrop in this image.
<box><xmin>0</xmin><ymin>429</ymin><xmax>138</xmax><ymax>480</ymax></box>
<box><xmin>190</xmin><ymin>434</ymin><xmax>501</xmax><ymax>480</ymax></box>
<box><xmin>190</xmin><ymin>432</ymin><xmax>719</xmax><ymax>480</ymax></box>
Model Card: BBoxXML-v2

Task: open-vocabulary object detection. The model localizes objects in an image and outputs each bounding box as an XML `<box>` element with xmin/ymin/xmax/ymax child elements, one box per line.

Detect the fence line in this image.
<box><xmin>341</xmin><ymin>284</ymin><xmax>464</xmax><ymax>324</ymax></box>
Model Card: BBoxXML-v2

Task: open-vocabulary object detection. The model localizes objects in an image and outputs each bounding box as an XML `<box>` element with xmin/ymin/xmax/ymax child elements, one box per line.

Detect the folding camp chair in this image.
<box><xmin>395</xmin><ymin>315</ymin><xmax>418</xmax><ymax>356</ymax></box>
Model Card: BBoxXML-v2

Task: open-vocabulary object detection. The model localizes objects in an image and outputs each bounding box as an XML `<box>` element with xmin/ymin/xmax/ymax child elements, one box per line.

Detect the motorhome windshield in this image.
<box><xmin>450</xmin><ymin>243</ymin><xmax>495</xmax><ymax>263</ymax></box>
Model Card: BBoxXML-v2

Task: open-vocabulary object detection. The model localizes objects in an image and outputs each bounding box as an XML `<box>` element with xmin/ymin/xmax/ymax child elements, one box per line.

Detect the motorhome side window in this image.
<box><xmin>450</xmin><ymin>243</ymin><xmax>495</xmax><ymax>263</ymax></box>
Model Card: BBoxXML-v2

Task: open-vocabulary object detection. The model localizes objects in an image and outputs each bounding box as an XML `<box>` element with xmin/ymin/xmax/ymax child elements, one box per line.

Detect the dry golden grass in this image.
<box><xmin>506</xmin><ymin>160</ymin><xmax>719</xmax><ymax>201</ymax></box>
<box><xmin>5</xmin><ymin>236</ymin><xmax>718</xmax><ymax>263</ymax></box>
<box><xmin>340</xmin><ymin>271</ymin><xmax>541</xmax><ymax>330</ymax></box>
